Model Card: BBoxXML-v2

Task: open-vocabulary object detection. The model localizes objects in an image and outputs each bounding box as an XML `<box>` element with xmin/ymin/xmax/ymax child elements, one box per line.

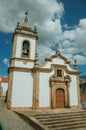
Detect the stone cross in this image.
<box><xmin>25</xmin><ymin>12</ymin><xmax>28</xmax><ymax>17</ymax></box>
<box><xmin>55</xmin><ymin>43</ymin><xmax>60</xmax><ymax>51</ymax></box>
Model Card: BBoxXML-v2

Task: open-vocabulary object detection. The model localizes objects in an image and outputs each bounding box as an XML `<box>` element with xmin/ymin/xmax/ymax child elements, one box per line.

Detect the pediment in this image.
<box><xmin>51</xmin><ymin>51</ymin><xmax>70</xmax><ymax>64</ymax></box>
<box><xmin>45</xmin><ymin>51</ymin><xmax>70</xmax><ymax>64</ymax></box>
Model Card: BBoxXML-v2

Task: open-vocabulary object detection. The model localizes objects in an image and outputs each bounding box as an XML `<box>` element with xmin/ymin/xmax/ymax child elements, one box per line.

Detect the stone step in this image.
<box><xmin>34</xmin><ymin>110</ymin><xmax>86</xmax><ymax>129</ymax></box>
<box><xmin>35</xmin><ymin>113</ymin><xmax>86</xmax><ymax>121</ymax></box>
<box><xmin>41</xmin><ymin>116</ymin><xmax>86</xmax><ymax>125</ymax></box>
<box><xmin>48</xmin><ymin>120</ymin><xmax>86</xmax><ymax>127</ymax></box>
<box><xmin>36</xmin><ymin>114</ymin><xmax>86</xmax><ymax>122</ymax></box>
<box><xmin>17</xmin><ymin>110</ymin><xmax>86</xmax><ymax>130</ymax></box>
<box><xmin>34</xmin><ymin>110</ymin><xmax>86</xmax><ymax>118</ymax></box>
<box><xmin>53</xmin><ymin>123</ymin><xmax>86</xmax><ymax>130</ymax></box>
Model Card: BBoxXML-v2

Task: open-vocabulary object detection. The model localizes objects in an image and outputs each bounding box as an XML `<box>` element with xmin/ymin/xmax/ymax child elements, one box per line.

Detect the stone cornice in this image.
<box><xmin>11</xmin><ymin>57</ymin><xmax>35</xmax><ymax>62</ymax></box>
<box><xmin>14</xmin><ymin>24</ymin><xmax>38</xmax><ymax>37</ymax></box>
<box><xmin>38</xmin><ymin>68</ymin><xmax>53</xmax><ymax>73</ymax></box>
<box><xmin>13</xmin><ymin>31</ymin><xmax>38</xmax><ymax>41</ymax></box>
<box><xmin>51</xmin><ymin>64</ymin><xmax>80</xmax><ymax>75</ymax></box>
<box><xmin>32</xmin><ymin>67</ymin><xmax>53</xmax><ymax>73</ymax></box>
<box><xmin>51</xmin><ymin>64</ymin><xmax>66</xmax><ymax>69</ymax></box>
<box><xmin>8</xmin><ymin>66</ymin><xmax>53</xmax><ymax>73</ymax></box>
<box><xmin>65</xmin><ymin>66</ymin><xmax>80</xmax><ymax>75</ymax></box>
<box><xmin>45</xmin><ymin>58</ymin><xmax>52</xmax><ymax>62</ymax></box>
<box><xmin>8</xmin><ymin>66</ymin><xmax>32</xmax><ymax>73</ymax></box>
<box><xmin>39</xmin><ymin>64</ymin><xmax>80</xmax><ymax>75</ymax></box>
<box><xmin>9</xmin><ymin>63</ymin><xmax>80</xmax><ymax>75</ymax></box>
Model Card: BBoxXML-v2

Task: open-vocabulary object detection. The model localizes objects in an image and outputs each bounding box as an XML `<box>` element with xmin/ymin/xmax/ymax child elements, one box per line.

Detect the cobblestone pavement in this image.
<box><xmin>0</xmin><ymin>99</ymin><xmax>35</xmax><ymax>130</ymax></box>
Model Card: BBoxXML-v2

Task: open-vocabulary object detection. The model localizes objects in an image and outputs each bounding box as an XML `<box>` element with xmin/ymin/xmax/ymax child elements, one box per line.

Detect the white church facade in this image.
<box><xmin>7</xmin><ymin>15</ymin><xmax>81</xmax><ymax>110</ymax></box>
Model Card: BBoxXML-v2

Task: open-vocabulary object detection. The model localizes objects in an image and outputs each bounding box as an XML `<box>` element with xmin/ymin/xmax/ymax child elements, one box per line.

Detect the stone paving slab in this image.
<box><xmin>0</xmin><ymin>100</ymin><xmax>35</xmax><ymax>130</ymax></box>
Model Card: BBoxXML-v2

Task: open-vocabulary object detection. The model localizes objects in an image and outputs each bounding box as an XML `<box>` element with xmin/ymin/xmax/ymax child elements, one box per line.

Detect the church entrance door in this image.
<box><xmin>56</xmin><ymin>89</ymin><xmax>65</xmax><ymax>108</ymax></box>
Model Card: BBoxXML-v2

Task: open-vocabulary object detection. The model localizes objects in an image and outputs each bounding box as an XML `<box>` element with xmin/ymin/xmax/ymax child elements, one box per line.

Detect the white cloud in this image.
<box><xmin>3</xmin><ymin>75</ymin><xmax>7</xmax><ymax>77</ymax></box>
<box><xmin>3</xmin><ymin>58</ymin><xmax>9</xmax><ymax>66</ymax></box>
<box><xmin>0</xmin><ymin>0</ymin><xmax>86</xmax><ymax>65</ymax></box>
<box><xmin>0</xmin><ymin>0</ymin><xmax>64</xmax><ymax>57</ymax></box>
<box><xmin>62</xmin><ymin>30</ymin><xmax>76</xmax><ymax>41</ymax></box>
<box><xmin>73</xmin><ymin>55</ymin><xmax>86</xmax><ymax>64</ymax></box>
<box><xmin>0</xmin><ymin>0</ymin><xmax>64</xmax><ymax>32</ymax></box>
<box><xmin>0</xmin><ymin>75</ymin><xmax>7</xmax><ymax>78</ymax></box>
<box><xmin>37</xmin><ymin>45</ymin><xmax>54</xmax><ymax>63</ymax></box>
<box><xmin>59</xmin><ymin>18</ymin><xmax>86</xmax><ymax>64</ymax></box>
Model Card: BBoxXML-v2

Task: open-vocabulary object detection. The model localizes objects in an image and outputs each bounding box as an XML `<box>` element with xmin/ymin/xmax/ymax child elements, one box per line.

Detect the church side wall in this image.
<box><xmin>69</xmin><ymin>75</ymin><xmax>78</xmax><ymax>107</ymax></box>
<box><xmin>12</xmin><ymin>71</ymin><xmax>33</xmax><ymax>107</ymax></box>
<box><xmin>39</xmin><ymin>72</ymin><xmax>53</xmax><ymax>108</ymax></box>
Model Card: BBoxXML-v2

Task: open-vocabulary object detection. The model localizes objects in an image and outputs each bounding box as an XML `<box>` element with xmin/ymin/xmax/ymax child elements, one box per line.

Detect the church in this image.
<box><xmin>7</xmin><ymin>14</ymin><xmax>81</xmax><ymax>110</ymax></box>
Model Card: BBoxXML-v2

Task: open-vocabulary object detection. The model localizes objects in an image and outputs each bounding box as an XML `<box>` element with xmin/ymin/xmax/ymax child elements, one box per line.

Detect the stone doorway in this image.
<box><xmin>56</xmin><ymin>89</ymin><xmax>65</xmax><ymax>108</ymax></box>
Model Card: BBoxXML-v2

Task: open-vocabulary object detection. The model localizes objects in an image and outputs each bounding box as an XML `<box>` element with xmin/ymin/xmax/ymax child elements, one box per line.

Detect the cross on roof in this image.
<box><xmin>55</xmin><ymin>43</ymin><xmax>60</xmax><ymax>51</ymax></box>
<box><xmin>25</xmin><ymin>12</ymin><xmax>28</xmax><ymax>17</ymax></box>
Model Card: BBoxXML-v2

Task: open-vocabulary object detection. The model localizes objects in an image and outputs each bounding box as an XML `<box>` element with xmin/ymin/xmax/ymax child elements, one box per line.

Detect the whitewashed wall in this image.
<box><xmin>14</xmin><ymin>61</ymin><xmax>34</xmax><ymax>68</ymax></box>
<box><xmin>39</xmin><ymin>72</ymin><xmax>54</xmax><ymax>107</ymax></box>
<box><xmin>42</xmin><ymin>62</ymin><xmax>52</xmax><ymax>68</ymax></box>
<box><xmin>15</xmin><ymin>36</ymin><xmax>36</xmax><ymax>59</ymax></box>
<box><xmin>69</xmin><ymin>75</ymin><xmax>78</xmax><ymax>106</ymax></box>
<box><xmin>42</xmin><ymin>58</ymin><xmax>65</xmax><ymax>69</ymax></box>
<box><xmin>52</xmin><ymin>58</ymin><xmax>65</xmax><ymax>65</ymax></box>
<box><xmin>64</xmin><ymin>71</ymin><xmax>78</xmax><ymax>106</ymax></box>
<box><xmin>12</xmin><ymin>71</ymin><xmax>33</xmax><ymax>107</ymax></box>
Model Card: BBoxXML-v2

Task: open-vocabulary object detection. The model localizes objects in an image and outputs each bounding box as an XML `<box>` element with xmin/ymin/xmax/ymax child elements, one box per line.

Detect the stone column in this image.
<box><xmin>77</xmin><ymin>75</ymin><xmax>82</xmax><ymax>108</ymax></box>
<box><xmin>7</xmin><ymin>69</ymin><xmax>13</xmax><ymax>109</ymax></box>
<box><xmin>50</xmin><ymin>82</ymin><xmax>55</xmax><ymax>109</ymax></box>
<box><xmin>67</xmin><ymin>83</ymin><xmax>70</xmax><ymax>108</ymax></box>
<box><xmin>32</xmin><ymin>67</ymin><xmax>39</xmax><ymax>109</ymax></box>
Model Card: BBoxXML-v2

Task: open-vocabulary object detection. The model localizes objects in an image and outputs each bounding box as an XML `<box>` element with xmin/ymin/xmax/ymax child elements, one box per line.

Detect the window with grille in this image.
<box><xmin>57</xmin><ymin>70</ymin><xmax>62</xmax><ymax>77</ymax></box>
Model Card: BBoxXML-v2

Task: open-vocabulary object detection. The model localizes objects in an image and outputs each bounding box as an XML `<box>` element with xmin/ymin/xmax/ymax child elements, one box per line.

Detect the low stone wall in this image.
<box><xmin>80</xmin><ymin>93</ymin><xmax>86</xmax><ymax>100</ymax></box>
<box><xmin>80</xmin><ymin>93</ymin><xmax>86</xmax><ymax>109</ymax></box>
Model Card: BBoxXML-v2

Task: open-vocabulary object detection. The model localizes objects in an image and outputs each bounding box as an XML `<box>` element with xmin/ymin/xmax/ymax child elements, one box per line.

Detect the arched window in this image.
<box><xmin>22</xmin><ymin>41</ymin><xmax>30</xmax><ymax>57</ymax></box>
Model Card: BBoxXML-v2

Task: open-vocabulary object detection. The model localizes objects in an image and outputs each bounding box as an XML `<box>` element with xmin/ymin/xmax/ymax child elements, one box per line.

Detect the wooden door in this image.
<box><xmin>56</xmin><ymin>89</ymin><xmax>65</xmax><ymax>108</ymax></box>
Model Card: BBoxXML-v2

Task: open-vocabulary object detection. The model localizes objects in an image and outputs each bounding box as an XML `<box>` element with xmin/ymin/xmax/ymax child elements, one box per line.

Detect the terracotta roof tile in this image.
<box><xmin>1</xmin><ymin>77</ymin><xmax>8</xmax><ymax>82</ymax></box>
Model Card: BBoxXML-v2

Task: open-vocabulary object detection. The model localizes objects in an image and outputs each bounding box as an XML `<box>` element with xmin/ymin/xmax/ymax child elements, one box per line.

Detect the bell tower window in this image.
<box><xmin>22</xmin><ymin>41</ymin><xmax>30</xmax><ymax>58</ymax></box>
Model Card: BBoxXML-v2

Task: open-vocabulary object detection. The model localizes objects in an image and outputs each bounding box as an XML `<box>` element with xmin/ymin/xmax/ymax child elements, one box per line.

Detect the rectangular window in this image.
<box><xmin>57</xmin><ymin>70</ymin><xmax>62</xmax><ymax>77</ymax></box>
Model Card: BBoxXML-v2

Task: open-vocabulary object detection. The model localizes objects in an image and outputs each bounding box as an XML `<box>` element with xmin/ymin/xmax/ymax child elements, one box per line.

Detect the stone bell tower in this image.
<box><xmin>12</xmin><ymin>12</ymin><xmax>38</xmax><ymax>62</ymax></box>
<box><xmin>7</xmin><ymin>13</ymin><xmax>38</xmax><ymax>109</ymax></box>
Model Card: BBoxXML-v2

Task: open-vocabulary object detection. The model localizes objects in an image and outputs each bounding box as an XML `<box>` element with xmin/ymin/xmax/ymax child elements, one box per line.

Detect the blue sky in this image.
<box><xmin>61</xmin><ymin>0</ymin><xmax>86</xmax><ymax>26</ymax></box>
<box><xmin>0</xmin><ymin>0</ymin><xmax>86</xmax><ymax>77</ymax></box>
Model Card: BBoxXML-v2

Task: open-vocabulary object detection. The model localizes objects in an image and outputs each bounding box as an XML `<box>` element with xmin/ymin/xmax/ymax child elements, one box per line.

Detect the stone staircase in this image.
<box><xmin>16</xmin><ymin>109</ymin><xmax>86</xmax><ymax>130</ymax></box>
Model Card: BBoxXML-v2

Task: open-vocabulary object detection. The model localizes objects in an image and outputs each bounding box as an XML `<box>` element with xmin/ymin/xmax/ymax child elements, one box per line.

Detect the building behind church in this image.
<box><xmin>7</xmin><ymin>14</ymin><xmax>81</xmax><ymax>110</ymax></box>
<box><xmin>0</xmin><ymin>77</ymin><xmax>8</xmax><ymax>102</ymax></box>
